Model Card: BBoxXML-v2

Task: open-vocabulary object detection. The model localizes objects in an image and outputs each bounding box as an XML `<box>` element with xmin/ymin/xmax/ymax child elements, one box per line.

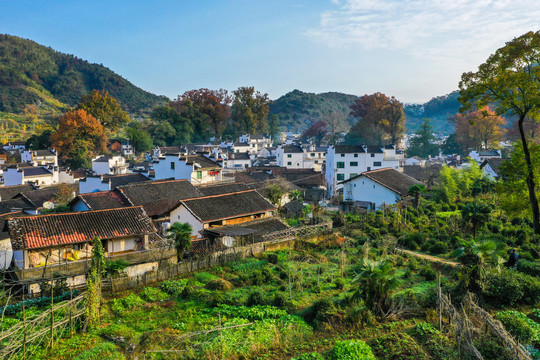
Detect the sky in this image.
<box><xmin>1</xmin><ymin>0</ymin><xmax>539</xmax><ymax>103</ymax></box>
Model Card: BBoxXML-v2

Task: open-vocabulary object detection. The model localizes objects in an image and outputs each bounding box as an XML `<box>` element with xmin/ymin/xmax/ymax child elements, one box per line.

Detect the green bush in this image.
<box><xmin>247</xmin><ymin>289</ymin><xmax>267</xmax><ymax>306</ymax></box>
<box><xmin>203</xmin><ymin>304</ymin><xmax>287</xmax><ymax>321</ymax></box>
<box><xmin>330</xmin><ymin>339</ymin><xmax>376</xmax><ymax>360</ymax></box>
<box><xmin>205</xmin><ymin>278</ymin><xmax>234</xmax><ymax>291</ymax></box>
<box><xmin>109</xmin><ymin>294</ymin><xmax>145</xmax><ymax>313</ymax></box>
<box><xmin>495</xmin><ymin>310</ymin><xmax>540</xmax><ymax>345</ymax></box>
<box><xmin>370</xmin><ymin>333</ymin><xmax>428</xmax><ymax>360</ymax></box>
<box><xmin>105</xmin><ymin>259</ymin><xmax>130</xmax><ymax>276</ymax></box>
<box><xmin>335</xmin><ymin>278</ymin><xmax>345</xmax><ymax>290</ymax></box>
<box><xmin>74</xmin><ymin>342</ymin><xmax>125</xmax><ymax>360</ymax></box>
<box><xmin>474</xmin><ymin>335</ymin><xmax>518</xmax><ymax>360</ymax></box>
<box><xmin>303</xmin><ymin>298</ymin><xmax>338</xmax><ymax>326</ymax></box>
<box><xmin>194</xmin><ymin>272</ymin><xmax>218</xmax><ymax>284</ymax></box>
<box><xmin>420</xmin><ymin>266</ymin><xmax>437</xmax><ymax>281</ymax></box>
<box><xmin>140</xmin><ymin>287</ymin><xmax>169</xmax><ymax>302</ymax></box>
<box><xmin>484</xmin><ymin>269</ymin><xmax>540</xmax><ymax>307</ymax></box>
<box><xmin>160</xmin><ymin>280</ymin><xmax>186</xmax><ymax>296</ymax></box>
<box><xmin>267</xmin><ymin>253</ymin><xmax>279</xmax><ymax>264</ymax></box>
<box><xmin>519</xmin><ymin>260</ymin><xmax>540</xmax><ymax>277</ymax></box>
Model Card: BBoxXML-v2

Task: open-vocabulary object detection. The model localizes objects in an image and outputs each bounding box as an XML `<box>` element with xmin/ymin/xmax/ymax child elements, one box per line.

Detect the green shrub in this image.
<box><xmin>330</xmin><ymin>339</ymin><xmax>376</xmax><ymax>360</ymax></box>
<box><xmin>495</xmin><ymin>310</ymin><xmax>540</xmax><ymax>345</ymax></box>
<box><xmin>484</xmin><ymin>269</ymin><xmax>540</xmax><ymax>307</ymax></box>
<box><xmin>247</xmin><ymin>289</ymin><xmax>267</xmax><ymax>306</ymax></box>
<box><xmin>205</xmin><ymin>278</ymin><xmax>234</xmax><ymax>291</ymax></box>
<box><xmin>100</xmin><ymin>324</ymin><xmax>138</xmax><ymax>342</ymax></box>
<box><xmin>303</xmin><ymin>298</ymin><xmax>338</xmax><ymax>325</ymax></box>
<box><xmin>474</xmin><ymin>335</ymin><xmax>518</xmax><ymax>360</ymax></box>
<box><xmin>335</xmin><ymin>278</ymin><xmax>345</xmax><ymax>290</ymax></box>
<box><xmin>370</xmin><ymin>333</ymin><xmax>428</xmax><ymax>360</ymax></box>
<box><xmin>272</xmin><ymin>292</ymin><xmax>287</xmax><ymax>308</ymax></box>
<box><xmin>105</xmin><ymin>259</ymin><xmax>130</xmax><ymax>276</ymax></box>
<box><xmin>194</xmin><ymin>272</ymin><xmax>218</xmax><ymax>284</ymax></box>
<box><xmin>420</xmin><ymin>266</ymin><xmax>436</xmax><ymax>281</ymax></box>
<box><xmin>109</xmin><ymin>293</ymin><xmax>145</xmax><ymax>313</ymax></box>
<box><xmin>160</xmin><ymin>280</ymin><xmax>186</xmax><ymax>296</ymax></box>
<box><xmin>519</xmin><ymin>260</ymin><xmax>540</xmax><ymax>277</ymax></box>
<box><xmin>203</xmin><ymin>304</ymin><xmax>288</xmax><ymax>321</ymax></box>
<box><xmin>0</xmin><ymin>317</ymin><xmax>20</xmax><ymax>331</ymax></box>
<box><xmin>74</xmin><ymin>342</ymin><xmax>125</xmax><ymax>360</ymax></box>
<box><xmin>140</xmin><ymin>287</ymin><xmax>168</xmax><ymax>302</ymax></box>
<box><xmin>267</xmin><ymin>253</ymin><xmax>279</xmax><ymax>264</ymax></box>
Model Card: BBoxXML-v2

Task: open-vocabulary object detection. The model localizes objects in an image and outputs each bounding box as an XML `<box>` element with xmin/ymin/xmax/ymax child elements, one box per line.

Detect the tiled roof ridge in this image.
<box><xmin>13</xmin><ymin>205</ymin><xmax>145</xmax><ymax>220</ymax></box>
<box><xmin>181</xmin><ymin>189</ymin><xmax>255</xmax><ymax>202</ymax></box>
<box><xmin>362</xmin><ymin>167</ymin><xmax>394</xmax><ymax>174</ymax></box>
<box><xmin>118</xmin><ymin>179</ymin><xmax>189</xmax><ymax>188</ymax></box>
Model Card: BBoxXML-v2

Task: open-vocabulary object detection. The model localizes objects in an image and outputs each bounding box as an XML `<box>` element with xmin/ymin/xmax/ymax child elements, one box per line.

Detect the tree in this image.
<box><xmin>126</xmin><ymin>123</ymin><xmax>153</xmax><ymax>153</ymax></box>
<box><xmin>408</xmin><ymin>184</ymin><xmax>426</xmax><ymax>208</ymax></box>
<box><xmin>289</xmin><ymin>190</ymin><xmax>303</xmax><ymax>202</ymax></box>
<box><xmin>171</xmin><ymin>88</ymin><xmax>232</xmax><ymax>138</ymax></box>
<box><xmin>268</xmin><ymin>114</ymin><xmax>279</xmax><ymax>143</ymax></box>
<box><xmin>352</xmin><ymin>257</ymin><xmax>400</xmax><ymax>316</ymax></box>
<box><xmin>77</xmin><ymin>90</ymin><xmax>130</xmax><ymax>131</ymax></box>
<box><xmin>51</xmin><ymin>109</ymin><xmax>107</xmax><ymax>168</ymax></box>
<box><xmin>459</xmin><ymin>31</ymin><xmax>540</xmax><ymax>235</ymax></box>
<box><xmin>452</xmin><ymin>106</ymin><xmax>506</xmax><ymax>150</ymax></box>
<box><xmin>348</xmin><ymin>92</ymin><xmax>406</xmax><ymax>145</ymax></box>
<box><xmin>507</xmin><ymin>116</ymin><xmax>540</xmax><ymax>143</ymax></box>
<box><xmin>231</xmin><ymin>86</ymin><xmax>270</xmax><ymax>135</ymax></box>
<box><xmin>461</xmin><ymin>201</ymin><xmax>491</xmax><ymax>239</ymax></box>
<box><xmin>302</xmin><ymin>120</ymin><xmax>327</xmax><ymax>145</ymax></box>
<box><xmin>86</xmin><ymin>237</ymin><xmax>105</xmax><ymax>331</ymax></box>
<box><xmin>441</xmin><ymin>133</ymin><xmax>462</xmax><ymax>155</ymax></box>
<box><xmin>166</xmin><ymin>222</ymin><xmax>193</xmax><ymax>262</ymax></box>
<box><xmin>497</xmin><ymin>142</ymin><xmax>540</xmax><ymax>220</ymax></box>
<box><xmin>150</xmin><ymin>105</ymin><xmax>192</xmax><ymax>145</ymax></box>
<box><xmin>324</xmin><ymin>111</ymin><xmax>348</xmax><ymax>145</ymax></box>
<box><xmin>406</xmin><ymin>119</ymin><xmax>438</xmax><ymax>158</ymax></box>
<box><xmin>25</xmin><ymin>130</ymin><xmax>52</xmax><ymax>150</ymax></box>
<box><xmin>265</xmin><ymin>184</ymin><xmax>285</xmax><ymax>207</ymax></box>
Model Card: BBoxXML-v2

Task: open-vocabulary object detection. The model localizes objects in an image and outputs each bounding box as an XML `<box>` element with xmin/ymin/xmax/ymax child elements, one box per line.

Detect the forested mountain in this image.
<box><xmin>269</xmin><ymin>90</ymin><xmax>358</xmax><ymax>132</ymax></box>
<box><xmin>270</xmin><ymin>89</ymin><xmax>461</xmax><ymax>135</ymax></box>
<box><xmin>404</xmin><ymin>91</ymin><xmax>461</xmax><ymax>135</ymax></box>
<box><xmin>0</xmin><ymin>34</ymin><xmax>168</xmax><ymax>116</ymax></box>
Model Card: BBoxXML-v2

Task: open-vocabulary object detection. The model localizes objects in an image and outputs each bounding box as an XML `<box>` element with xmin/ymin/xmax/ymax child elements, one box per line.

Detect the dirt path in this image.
<box><xmin>396</xmin><ymin>248</ymin><xmax>460</xmax><ymax>267</ymax></box>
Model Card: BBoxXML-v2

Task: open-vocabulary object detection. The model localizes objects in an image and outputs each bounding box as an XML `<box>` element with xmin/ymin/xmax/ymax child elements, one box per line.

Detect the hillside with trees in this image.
<box><xmin>403</xmin><ymin>91</ymin><xmax>461</xmax><ymax>135</ymax></box>
<box><xmin>268</xmin><ymin>89</ymin><xmax>358</xmax><ymax>133</ymax></box>
<box><xmin>0</xmin><ymin>34</ymin><xmax>168</xmax><ymax>116</ymax></box>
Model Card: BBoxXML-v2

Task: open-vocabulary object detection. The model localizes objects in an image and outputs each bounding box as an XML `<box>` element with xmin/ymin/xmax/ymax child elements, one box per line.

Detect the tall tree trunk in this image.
<box><xmin>518</xmin><ymin>115</ymin><xmax>540</xmax><ymax>235</ymax></box>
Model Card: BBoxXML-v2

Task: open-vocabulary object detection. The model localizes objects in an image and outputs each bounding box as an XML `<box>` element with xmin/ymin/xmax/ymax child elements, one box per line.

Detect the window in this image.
<box><xmin>371</xmin><ymin>153</ymin><xmax>375</xmax><ymax>157</ymax></box>
<box><xmin>341</xmin><ymin>154</ymin><xmax>345</xmax><ymax>157</ymax></box>
<box><xmin>315</xmin><ymin>160</ymin><xmax>318</xmax><ymax>164</ymax></box>
<box><xmin>197</xmin><ymin>171</ymin><xmax>202</xmax><ymax>179</ymax></box>
<box><xmin>287</xmin><ymin>161</ymin><xmax>292</xmax><ymax>166</ymax></box>
<box><xmin>367</xmin><ymin>167</ymin><xmax>371</xmax><ymax>171</ymax></box>
<box><xmin>374</xmin><ymin>161</ymin><xmax>381</xmax><ymax>166</ymax></box>
<box><xmin>354</xmin><ymin>153</ymin><xmax>358</xmax><ymax>158</ymax></box>
<box><xmin>287</xmin><ymin>154</ymin><xmax>292</xmax><ymax>158</ymax></box>
<box><xmin>337</xmin><ymin>174</ymin><xmax>345</xmax><ymax>181</ymax></box>
<box><xmin>337</xmin><ymin>162</ymin><xmax>345</xmax><ymax>168</ymax></box>
<box><xmin>170</xmin><ymin>162</ymin><xmax>175</xmax><ymax>170</ymax></box>
<box><xmin>311</xmin><ymin>153</ymin><xmax>315</xmax><ymax>157</ymax></box>
<box><xmin>350</xmin><ymin>161</ymin><xmax>358</xmax><ymax>166</ymax></box>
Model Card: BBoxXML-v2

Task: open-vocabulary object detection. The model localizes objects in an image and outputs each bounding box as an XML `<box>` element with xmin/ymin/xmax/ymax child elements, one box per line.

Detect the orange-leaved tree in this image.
<box><xmin>452</xmin><ymin>106</ymin><xmax>506</xmax><ymax>151</ymax></box>
<box><xmin>52</xmin><ymin>109</ymin><xmax>107</xmax><ymax>169</ymax></box>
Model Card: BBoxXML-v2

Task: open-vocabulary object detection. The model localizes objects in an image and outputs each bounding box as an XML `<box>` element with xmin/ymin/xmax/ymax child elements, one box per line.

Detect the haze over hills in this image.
<box><xmin>0</xmin><ymin>34</ymin><xmax>462</xmax><ymax>138</ymax></box>
<box><xmin>0</xmin><ymin>34</ymin><xmax>168</xmax><ymax>117</ymax></box>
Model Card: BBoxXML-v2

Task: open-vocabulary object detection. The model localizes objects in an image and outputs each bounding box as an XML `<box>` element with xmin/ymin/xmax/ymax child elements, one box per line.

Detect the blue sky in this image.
<box><xmin>1</xmin><ymin>0</ymin><xmax>539</xmax><ymax>103</ymax></box>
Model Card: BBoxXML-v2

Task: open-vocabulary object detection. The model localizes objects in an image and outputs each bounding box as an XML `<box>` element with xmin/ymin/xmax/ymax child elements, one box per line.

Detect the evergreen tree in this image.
<box><xmin>406</xmin><ymin>119</ymin><xmax>438</xmax><ymax>158</ymax></box>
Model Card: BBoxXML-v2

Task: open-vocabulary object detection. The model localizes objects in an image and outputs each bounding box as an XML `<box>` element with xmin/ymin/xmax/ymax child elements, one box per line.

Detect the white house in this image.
<box><xmin>276</xmin><ymin>145</ymin><xmax>306</xmax><ymax>169</ymax></box>
<box><xmin>469</xmin><ymin>150</ymin><xmax>501</xmax><ymax>163</ymax></box>
<box><xmin>92</xmin><ymin>155</ymin><xmax>128</xmax><ymax>175</ymax></box>
<box><xmin>169</xmin><ymin>190</ymin><xmax>276</xmax><ymax>237</ymax></box>
<box><xmin>405</xmin><ymin>157</ymin><xmax>424</xmax><ymax>166</ymax></box>
<box><xmin>3</xmin><ymin>165</ymin><xmax>59</xmax><ymax>186</ymax></box>
<box><xmin>238</xmin><ymin>135</ymin><xmax>273</xmax><ymax>154</ymax></box>
<box><xmin>302</xmin><ymin>145</ymin><xmax>327</xmax><ymax>172</ymax></box>
<box><xmin>79</xmin><ymin>173</ymin><xmax>150</xmax><ymax>194</ymax></box>
<box><xmin>480</xmin><ymin>158</ymin><xmax>504</xmax><ymax>180</ymax></box>
<box><xmin>341</xmin><ymin>168</ymin><xmax>422</xmax><ymax>209</ymax></box>
<box><xmin>121</xmin><ymin>142</ymin><xmax>134</xmax><ymax>157</ymax></box>
<box><xmin>224</xmin><ymin>152</ymin><xmax>252</xmax><ymax>169</ymax></box>
<box><xmin>2</xmin><ymin>141</ymin><xmax>26</xmax><ymax>152</ymax></box>
<box><xmin>231</xmin><ymin>142</ymin><xmax>251</xmax><ymax>154</ymax></box>
<box><xmin>151</xmin><ymin>154</ymin><xmax>223</xmax><ymax>185</ymax></box>
<box><xmin>21</xmin><ymin>150</ymin><xmax>58</xmax><ymax>166</ymax></box>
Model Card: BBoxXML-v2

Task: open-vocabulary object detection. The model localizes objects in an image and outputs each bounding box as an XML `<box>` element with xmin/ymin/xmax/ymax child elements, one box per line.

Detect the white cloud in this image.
<box><xmin>307</xmin><ymin>0</ymin><xmax>540</xmax><ymax>66</ymax></box>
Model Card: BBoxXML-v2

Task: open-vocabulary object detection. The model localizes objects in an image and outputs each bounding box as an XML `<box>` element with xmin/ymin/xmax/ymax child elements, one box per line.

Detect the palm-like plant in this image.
<box><xmin>461</xmin><ymin>201</ymin><xmax>491</xmax><ymax>238</ymax></box>
<box><xmin>167</xmin><ymin>222</ymin><xmax>193</xmax><ymax>262</ymax></box>
<box><xmin>451</xmin><ymin>237</ymin><xmax>504</xmax><ymax>291</ymax></box>
<box><xmin>352</xmin><ymin>257</ymin><xmax>400</xmax><ymax>316</ymax></box>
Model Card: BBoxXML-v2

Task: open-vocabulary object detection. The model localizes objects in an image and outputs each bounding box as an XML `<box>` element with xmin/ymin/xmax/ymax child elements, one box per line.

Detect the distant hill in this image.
<box><xmin>269</xmin><ymin>90</ymin><xmax>358</xmax><ymax>132</ymax></box>
<box><xmin>403</xmin><ymin>91</ymin><xmax>461</xmax><ymax>135</ymax></box>
<box><xmin>0</xmin><ymin>34</ymin><xmax>168</xmax><ymax>116</ymax></box>
<box><xmin>270</xmin><ymin>89</ymin><xmax>460</xmax><ymax>135</ymax></box>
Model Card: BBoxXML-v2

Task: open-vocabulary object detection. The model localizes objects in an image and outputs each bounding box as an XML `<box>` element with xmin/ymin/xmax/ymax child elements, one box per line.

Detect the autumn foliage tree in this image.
<box><xmin>452</xmin><ymin>106</ymin><xmax>506</xmax><ymax>150</ymax></box>
<box><xmin>77</xmin><ymin>90</ymin><xmax>130</xmax><ymax>131</ymax></box>
<box><xmin>348</xmin><ymin>92</ymin><xmax>406</xmax><ymax>145</ymax></box>
<box><xmin>302</xmin><ymin>120</ymin><xmax>327</xmax><ymax>145</ymax></box>
<box><xmin>231</xmin><ymin>86</ymin><xmax>270</xmax><ymax>136</ymax></box>
<box><xmin>52</xmin><ymin>109</ymin><xmax>107</xmax><ymax>168</ymax></box>
<box><xmin>171</xmin><ymin>88</ymin><xmax>232</xmax><ymax>139</ymax></box>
